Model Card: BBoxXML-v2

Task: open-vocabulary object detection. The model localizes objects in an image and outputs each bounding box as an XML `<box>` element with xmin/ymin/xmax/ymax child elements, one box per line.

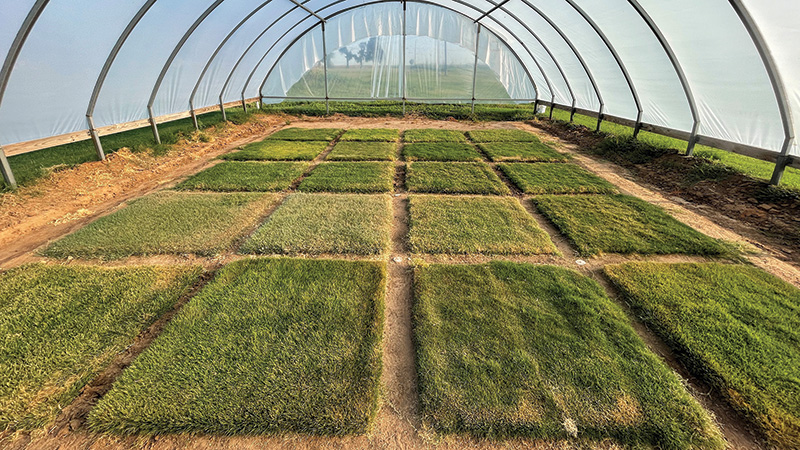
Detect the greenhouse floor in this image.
<box><xmin>1</xmin><ymin>117</ymin><xmax>796</xmax><ymax>449</ymax></box>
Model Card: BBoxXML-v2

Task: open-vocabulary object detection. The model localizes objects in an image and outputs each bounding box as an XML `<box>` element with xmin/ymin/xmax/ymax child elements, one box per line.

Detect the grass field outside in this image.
<box><xmin>222</xmin><ymin>140</ymin><xmax>329</xmax><ymax>161</ymax></box>
<box><xmin>266</xmin><ymin>128</ymin><xmax>343</xmax><ymax>141</ymax></box>
<box><xmin>534</xmin><ymin>194</ymin><xmax>730</xmax><ymax>256</ymax></box>
<box><xmin>402</xmin><ymin>129</ymin><xmax>467</xmax><ymax>143</ymax></box>
<box><xmin>467</xmin><ymin>129</ymin><xmax>540</xmax><ymax>143</ymax></box>
<box><xmin>88</xmin><ymin>258</ymin><xmax>384</xmax><ymax>436</ymax></box>
<box><xmin>43</xmin><ymin>191</ymin><xmax>280</xmax><ymax>259</ymax></box>
<box><xmin>414</xmin><ymin>262</ymin><xmax>724</xmax><ymax>448</ymax></box>
<box><xmin>176</xmin><ymin>161</ymin><xmax>308</xmax><ymax>192</ymax></box>
<box><xmin>408</xmin><ymin>195</ymin><xmax>556</xmax><ymax>255</ymax></box>
<box><xmin>406</xmin><ymin>162</ymin><xmax>510</xmax><ymax>195</ymax></box>
<box><xmin>298</xmin><ymin>162</ymin><xmax>394</xmax><ymax>193</ymax></box>
<box><xmin>498</xmin><ymin>163</ymin><xmax>618</xmax><ymax>194</ymax></box>
<box><xmin>340</xmin><ymin>129</ymin><xmax>400</xmax><ymax>142</ymax></box>
<box><xmin>403</xmin><ymin>143</ymin><xmax>484</xmax><ymax>162</ymax></box>
<box><xmin>242</xmin><ymin>194</ymin><xmax>392</xmax><ymax>255</ymax></box>
<box><xmin>0</xmin><ymin>263</ymin><xmax>201</xmax><ymax>430</ymax></box>
<box><xmin>478</xmin><ymin>142</ymin><xmax>569</xmax><ymax>162</ymax></box>
<box><xmin>605</xmin><ymin>262</ymin><xmax>800</xmax><ymax>449</ymax></box>
<box><xmin>326</xmin><ymin>142</ymin><xmax>397</xmax><ymax>161</ymax></box>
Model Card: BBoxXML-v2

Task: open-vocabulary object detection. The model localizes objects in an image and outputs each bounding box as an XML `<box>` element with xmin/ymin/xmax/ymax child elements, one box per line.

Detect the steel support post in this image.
<box><xmin>321</xmin><ymin>21</ymin><xmax>330</xmax><ymax>115</ymax></box>
<box><xmin>770</xmin><ymin>155</ymin><xmax>793</xmax><ymax>185</ymax></box>
<box><xmin>471</xmin><ymin>24</ymin><xmax>482</xmax><ymax>113</ymax></box>
<box><xmin>402</xmin><ymin>0</ymin><xmax>407</xmax><ymax>116</ymax></box>
<box><xmin>0</xmin><ymin>148</ymin><xmax>16</xmax><ymax>189</ymax></box>
<box><xmin>686</xmin><ymin>121</ymin><xmax>699</xmax><ymax>156</ymax></box>
<box><xmin>86</xmin><ymin>115</ymin><xmax>105</xmax><ymax>160</ymax></box>
<box><xmin>148</xmin><ymin>106</ymin><xmax>161</xmax><ymax>145</ymax></box>
<box><xmin>220</xmin><ymin>102</ymin><xmax>228</xmax><ymax>122</ymax></box>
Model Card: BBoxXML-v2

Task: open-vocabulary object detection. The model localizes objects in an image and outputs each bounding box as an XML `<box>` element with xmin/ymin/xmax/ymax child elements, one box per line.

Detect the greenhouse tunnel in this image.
<box><xmin>1</xmin><ymin>0</ymin><xmax>798</xmax><ymax>188</ymax></box>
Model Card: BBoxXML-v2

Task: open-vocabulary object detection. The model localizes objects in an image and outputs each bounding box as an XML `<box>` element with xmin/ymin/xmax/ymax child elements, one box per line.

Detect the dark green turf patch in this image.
<box><xmin>326</xmin><ymin>142</ymin><xmax>396</xmax><ymax>161</ymax></box>
<box><xmin>222</xmin><ymin>140</ymin><xmax>329</xmax><ymax>161</ymax></box>
<box><xmin>402</xmin><ymin>129</ymin><xmax>467</xmax><ymax>143</ymax></box>
<box><xmin>402</xmin><ymin>143</ymin><xmax>483</xmax><ymax>162</ymax></box>
<box><xmin>498</xmin><ymin>163</ymin><xmax>617</xmax><ymax>194</ymax></box>
<box><xmin>408</xmin><ymin>195</ymin><xmax>555</xmax><ymax>255</ymax></box>
<box><xmin>176</xmin><ymin>161</ymin><xmax>308</xmax><ymax>192</ymax></box>
<box><xmin>339</xmin><ymin>128</ymin><xmax>399</xmax><ymax>142</ymax></box>
<box><xmin>414</xmin><ymin>262</ymin><xmax>724</xmax><ymax>449</ymax></box>
<box><xmin>534</xmin><ymin>194</ymin><xmax>730</xmax><ymax>256</ymax></box>
<box><xmin>0</xmin><ymin>263</ymin><xmax>201</xmax><ymax>430</ymax></box>
<box><xmin>88</xmin><ymin>258</ymin><xmax>384</xmax><ymax>436</ymax></box>
<box><xmin>265</xmin><ymin>128</ymin><xmax>343</xmax><ymax>141</ymax></box>
<box><xmin>406</xmin><ymin>162</ymin><xmax>510</xmax><ymax>195</ymax></box>
<box><xmin>467</xmin><ymin>129</ymin><xmax>540</xmax><ymax>142</ymax></box>
<box><xmin>298</xmin><ymin>162</ymin><xmax>394</xmax><ymax>193</ymax></box>
<box><xmin>605</xmin><ymin>262</ymin><xmax>800</xmax><ymax>449</ymax></box>
<box><xmin>478</xmin><ymin>142</ymin><xmax>569</xmax><ymax>162</ymax></box>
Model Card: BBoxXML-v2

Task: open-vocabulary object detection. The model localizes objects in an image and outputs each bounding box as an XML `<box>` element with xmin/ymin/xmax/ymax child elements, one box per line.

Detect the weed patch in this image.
<box><xmin>498</xmin><ymin>163</ymin><xmax>617</xmax><ymax>194</ymax></box>
<box><xmin>406</xmin><ymin>162</ymin><xmax>509</xmax><ymax>195</ymax></box>
<box><xmin>298</xmin><ymin>162</ymin><xmax>394</xmax><ymax>193</ymax></box>
<box><xmin>176</xmin><ymin>161</ymin><xmax>308</xmax><ymax>192</ymax></box>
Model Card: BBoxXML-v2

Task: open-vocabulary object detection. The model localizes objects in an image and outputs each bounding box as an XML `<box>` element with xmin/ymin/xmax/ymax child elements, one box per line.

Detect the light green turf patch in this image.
<box><xmin>467</xmin><ymin>129</ymin><xmax>540</xmax><ymax>142</ymax></box>
<box><xmin>176</xmin><ymin>161</ymin><xmax>308</xmax><ymax>192</ymax></box>
<box><xmin>498</xmin><ymin>163</ymin><xmax>617</xmax><ymax>194</ymax></box>
<box><xmin>222</xmin><ymin>140</ymin><xmax>329</xmax><ymax>161</ymax></box>
<box><xmin>265</xmin><ymin>127</ymin><xmax>343</xmax><ymax>141</ymax></box>
<box><xmin>605</xmin><ymin>262</ymin><xmax>800</xmax><ymax>449</ymax></box>
<box><xmin>298</xmin><ymin>162</ymin><xmax>394</xmax><ymax>193</ymax></box>
<box><xmin>242</xmin><ymin>194</ymin><xmax>392</xmax><ymax>255</ymax></box>
<box><xmin>408</xmin><ymin>195</ymin><xmax>555</xmax><ymax>255</ymax></box>
<box><xmin>0</xmin><ymin>263</ymin><xmax>201</xmax><ymax>430</ymax></box>
<box><xmin>403</xmin><ymin>143</ymin><xmax>483</xmax><ymax>162</ymax></box>
<box><xmin>478</xmin><ymin>142</ymin><xmax>569</xmax><ymax>162</ymax></box>
<box><xmin>406</xmin><ymin>162</ymin><xmax>510</xmax><ymax>195</ymax></box>
<box><xmin>326</xmin><ymin>142</ymin><xmax>397</xmax><ymax>161</ymax></box>
<box><xmin>403</xmin><ymin>129</ymin><xmax>467</xmax><ymax>143</ymax></box>
<box><xmin>339</xmin><ymin>128</ymin><xmax>399</xmax><ymax>142</ymax></box>
<box><xmin>43</xmin><ymin>192</ymin><xmax>280</xmax><ymax>259</ymax></box>
<box><xmin>414</xmin><ymin>262</ymin><xmax>724</xmax><ymax>449</ymax></box>
<box><xmin>535</xmin><ymin>194</ymin><xmax>729</xmax><ymax>257</ymax></box>
<box><xmin>88</xmin><ymin>258</ymin><xmax>384</xmax><ymax>436</ymax></box>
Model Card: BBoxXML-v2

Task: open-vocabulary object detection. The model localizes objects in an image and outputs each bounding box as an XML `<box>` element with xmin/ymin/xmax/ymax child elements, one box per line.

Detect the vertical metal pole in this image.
<box><xmin>770</xmin><ymin>156</ymin><xmax>792</xmax><ymax>185</ymax></box>
<box><xmin>86</xmin><ymin>115</ymin><xmax>105</xmax><ymax>160</ymax></box>
<box><xmin>596</xmin><ymin>105</ymin><xmax>604</xmax><ymax>132</ymax></box>
<box><xmin>321</xmin><ymin>21</ymin><xmax>330</xmax><ymax>115</ymax></box>
<box><xmin>549</xmin><ymin>95</ymin><xmax>555</xmax><ymax>119</ymax></box>
<box><xmin>220</xmin><ymin>102</ymin><xmax>228</xmax><ymax>122</ymax></box>
<box><xmin>190</xmin><ymin>101</ymin><xmax>199</xmax><ymax>130</ymax></box>
<box><xmin>402</xmin><ymin>0</ymin><xmax>407</xmax><ymax>116</ymax></box>
<box><xmin>471</xmin><ymin>24</ymin><xmax>481</xmax><ymax>114</ymax></box>
<box><xmin>686</xmin><ymin>121</ymin><xmax>699</xmax><ymax>156</ymax></box>
<box><xmin>148</xmin><ymin>106</ymin><xmax>161</xmax><ymax>145</ymax></box>
<box><xmin>633</xmin><ymin>110</ymin><xmax>643</xmax><ymax>138</ymax></box>
<box><xmin>0</xmin><ymin>148</ymin><xmax>16</xmax><ymax>189</ymax></box>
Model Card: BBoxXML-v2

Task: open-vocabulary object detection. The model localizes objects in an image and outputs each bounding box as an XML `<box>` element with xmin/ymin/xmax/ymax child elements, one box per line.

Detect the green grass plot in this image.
<box><xmin>467</xmin><ymin>129</ymin><xmax>540</xmax><ymax>142</ymax></box>
<box><xmin>266</xmin><ymin>127</ymin><xmax>343</xmax><ymax>141</ymax></box>
<box><xmin>327</xmin><ymin>142</ymin><xmax>397</xmax><ymax>161</ymax></box>
<box><xmin>43</xmin><ymin>191</ymin><xmax>280</xmax><ymax>259</ymax></box>
<box><xmin>535</xmin><ymin>194</ymin><xmax>729</xmax><ymax>256</ymax></box>
<box><xmin>414</xmin><ymin>262</ymin><xmax>724</xmax><ymax>449</ymax></box>
<box><xmin>298</xmin><ymin>162</ymin><xmax>394</xmax><ymax>193</ymax></box>
<box><xmin>406</xmin><ymin>162</ymin><xmax>510</xmax><ymax>195</ymax></box>
<box><xmin>222</xmin><ymin>140</ymin><xmax>329</xmax><ymax>161</ymax></box>
<box><xmin>0</xmin><ymin>263</ymin><xmax>201</xmax><ymax>430</ymax></box>
<box><xmin>176</xmin><ymin>161</ymin><xmax>308</xmax><ymax>192</ymax></box>
<box><xmin>242</xmin><ymin>194</ymin><xmax>392</xmax><ymax>255</ymax></box>
<box><xmin>88</xmin><ymin>258</ymin><xmax>384</xmax><ymax>436</ymax></box>
<box><xmin>605</xmin><ymin>262</ymin><xmax>800</xmax><ymax>449</ymax></box>
<box><xmin>408</xmin><ymin>196</ymin><xmax>555</xmax><ymax>255</ymax></box>
<box><xmin>339</xmin><ymin>128</ymin><xmax>399</xmax><ymax>142</ymax></box>
<box><xmin>403</xmin><ymin>143</ymin><xmax>483</xmax><ymax>162</ymax></box>
<box><xmin>478</xmin><ymin>142</ymin><xmax>569</xmax><ymax>162</ymax></box>
<box><xmin>402</xmin><ymin>129</ymin><xmax>467</xmax><ymax>143</ymax></box>
<box><xmin>498</xmin><ymin>163</ymin><xmax>618</xmax><ymax>194</ymax></box>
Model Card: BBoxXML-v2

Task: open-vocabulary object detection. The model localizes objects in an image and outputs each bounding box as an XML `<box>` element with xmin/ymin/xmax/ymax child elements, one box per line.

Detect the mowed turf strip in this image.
<box><xmin>0</xmin><ymin>263</ymin><xmax>201</xmax><ymax>430</ymax></box>
<box><xmin>43</xmin><ymin>192</ymin><xmax>280</xmax><ymax>259</ymax></box>
<box><xmin>222</xmin><ymin>140</ymin><xmax>329</xmax><ymax>161</ymax></box>
<box><xmin>88</xmin><ymin>258</ymin><xmax>385</xmax><ymax>436</ymax></box>
<box><xmin>606</xmin><ymin>262</ymin><xmax>800</xmax><ymax>448</ymax></box>
<box><xmin>299</xmin><ymin>162</ymin><xmax>394</xmax><ymax>193</ymax></box>
<box><xmin>478</xmin><ymin>142</ymin><xmax>569</xmax><ymax>162</ymax></box>
<box><xmin>403</xmin><ymin>143</ymin><xmax>483</xmax><ymax>162</ymax></box>
<box><xmin>265</xmin><ymin>127</ymin><xmax>343</xmax><ymax>141</ymax></box>
<box><xmin>467</xmin><ymin>129</ymin><xmax>540</xmax><ymax>142</ymax></box>
<box><xmin>406</xmin><ymin>162</ymin><xmax>510</xmax><ymax>195</ymax></box>
<box><xmin>535</xmin><ymin>194</ymin><xmax>728</xmax><ymax>256</ymax></box>
<box><xmin>498</xmin><ymin>163</ymin><xmax>617</xmax><ymax>194</ymax></box>
<box><xmin>327</xmin><ymin>141</ymin><xmax>396</xmax><ymax>161</ymax></box>
<box><xmin>242</xmin><ymin>193</ymin><xmax>392</xmax><ymax>255</ymax></box>
<box><xmin>403</xmin><ymin>129</ymin><xmax>467</xmax><ymax>143</ymax></box>
<box><xmin>339</xmin><ymin>128</ymin><xmax>399</xmax><ymax>142</ymax></box>
<box><xmin>176</xmin><ymin>161</ymin><xmax>308</xmax><ymax>192</ymax></box>
<box><xmin>408</xmin><ymin>196</ymin><xmax>555</xmax><ymax>255</ymax></box>
<box><xmin>414</xmin><ymin>262</ymin><xmax>724</xmax><ymax>449</ymax></box>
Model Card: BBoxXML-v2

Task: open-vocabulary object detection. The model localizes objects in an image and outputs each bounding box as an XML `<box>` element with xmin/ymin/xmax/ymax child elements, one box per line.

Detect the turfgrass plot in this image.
<box><xmin>242</xmin><ymin>194</ymin><xmax>392</xmax><ymax>255</ymax></box>
<box><xmin>340</xmin><ymin>128</ymin><xmax>399</xmax><ymax>142</ymax></box>
<box><xmin>478</xmin><ymin>142</ymin><xmax>568</xmax><ymax>162</ymax></box>
<box><xmin>414</xmin><ymin>262</ymin><xmax>723</xmax><ymax>449</ymax></box>
<box><xmin>298</xmin><ymin>162</ymin><xmax>394</xmax><ymax>193</ymax></box>
<box><xmin>176</xmin><ymin>161</ymin><xmax>308</xmax><ymax>192</ymax></box>
<box><xmin>403</xmin><ymin>143</ymin><xmax>483</xmax><ymax>162</ymax></box>
<box><xmin>44</xmin><ymin>192</ymin><xmax>280</xmax><ymax>259</ymax></box>
<box><xmin>535</xmin><ymin>194</ymin><xmax>728</xmax><ymax>256</ymax></box>
<box><xmin>606</xmin><ymin>262</ymin><xmax>800</xmax><ymax>448</ymax></box>
<box><xmin>222</xmin><ymin>140</ymin><xmax>329</xmax><ymax>161</ymax></box>
<box><xmin>467</xmin><ymin>129</ymin><xmax>540</xmax><ymax>142</ymax></box>
<box><xmin>498</xmin><ymin>163</ymin><xmax>617</xmax><ymax>194</ymax></box>
<box><xmin>326</xmin><ymin>142</ymin><xmax>396</xmax><ymax>161</ymax></box>
<box><xmin>88</xmin><ymin>258</ymin><xmax>384</xmax><ymax>435</ymax></box>
<box><xmin>0</xmin><ymin>263</ymin><xmax>201</xmax><ymax>430</ymax></box>
<box><xmin>402</xmin><ymin>129</ymin><xmax>467</xmax><ymax>143</ymax></box>
<box><xmin>266</xmin><ymin>127</ymin><xmax>343</xmax><ymax>141</ymax></box>
<box><xmin>408</xmin><ymin>196</ymin><xmax>555</xmax><ymax>255</ymax></box>
<box><xmin>406</xmin><ymin>162</ymin><xmax>510</xmax><ymax>195</ymax></box>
